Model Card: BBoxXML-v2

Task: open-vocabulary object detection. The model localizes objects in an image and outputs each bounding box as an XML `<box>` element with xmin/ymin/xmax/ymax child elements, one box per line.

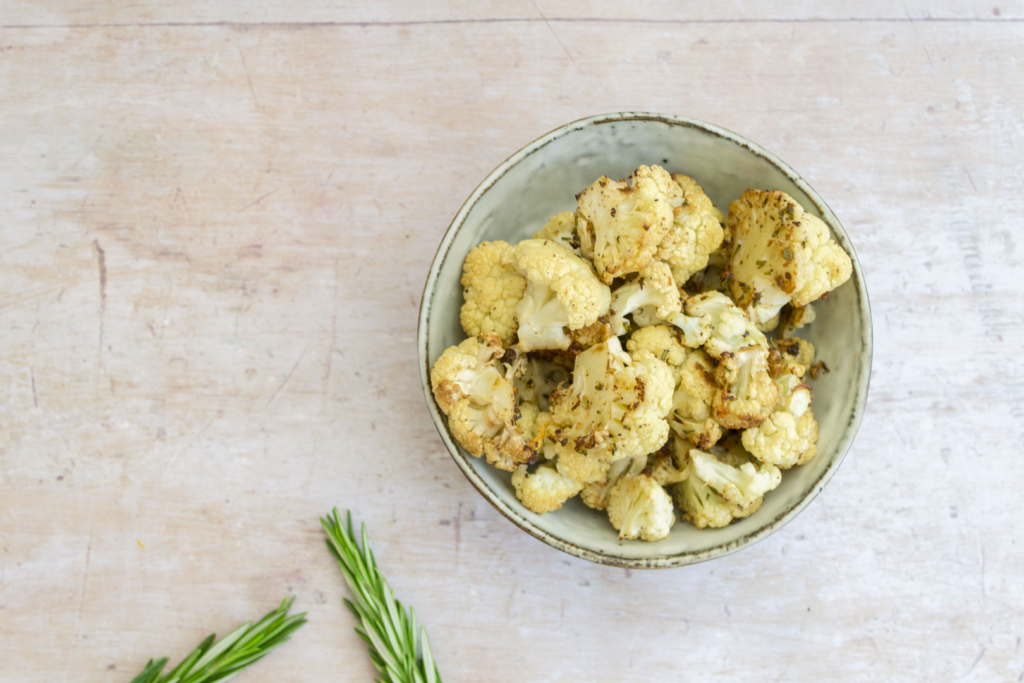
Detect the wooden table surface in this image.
<box><xmin>2</xmin><ymin>3</ymin><xmax>1022</xmax><ymax>681</ymax></box>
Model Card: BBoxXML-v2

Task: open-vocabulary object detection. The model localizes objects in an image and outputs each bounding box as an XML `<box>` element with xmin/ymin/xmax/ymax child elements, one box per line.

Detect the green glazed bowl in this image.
<box><xmin>418</xmin><ymin>112</ymin><xmax>872</xmax><ymax>569</ymax></box>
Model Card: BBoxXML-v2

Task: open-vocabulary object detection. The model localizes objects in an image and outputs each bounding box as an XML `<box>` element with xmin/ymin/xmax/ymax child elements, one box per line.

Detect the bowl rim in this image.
<box><xmin>417</xmin><ymin>111</ymin><xmax>873</xmax><ymax>569</ymax></box>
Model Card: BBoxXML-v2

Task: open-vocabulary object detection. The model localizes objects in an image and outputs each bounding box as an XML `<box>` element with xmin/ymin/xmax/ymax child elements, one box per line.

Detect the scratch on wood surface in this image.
<box><xmin>93</xmin><ymin>239</ymin><xmax>107</xmax><ymax>375</ymax></box>
<box><xmin>30</xmin><ymin>367</ymin><xmax>37</xmax><ymax>408</ymax></box>
<box><xmin>174</xmin><ymin>187</ymin><xmax>192</xmax><ymax>219</ymax></box>
<box><xmin>237</xmin><ymin>45</ymin><xmax>259</xmax><ymax>110</ymax></box>
<box><xmin>267</xmin><ymin>346</ymin><xmax>309</xmax><ymax>405</ymax></box>
<box><xmin>239</xmin><ymin>189</ymin><xmax>277</xmax><ymax>212</ymax></box>
<box><xmin>530</xmin><ymin>1</ymin><xmax>585</xmax><ymax>77</ymax></box>
<box><xmin>3</xmin><ymin>17</ymin><xmax>1024</xmax><ymax>30</ymax></box>
<box><xmin>903</xmin><ymin>5</ymin><xmax>936</xmax><ymax>66</ymax></box>
<box><xmin>92</xmin><ymin>239</ymin><xmax>107</xmax><ymax>311</ymax></box>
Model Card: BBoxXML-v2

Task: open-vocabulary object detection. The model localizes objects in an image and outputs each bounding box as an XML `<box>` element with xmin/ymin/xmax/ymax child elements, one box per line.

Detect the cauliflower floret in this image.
<box><xmin>429</xmin><ymin>332</ymin><xmax>506</xmax><ymax>414</ymax></box>
<box><xmin>648</xmin><ymin>439</ymin><xmax>689</xmax><ymax>486</ymax></box>
<box><xmin>794</xmin><ymin>407</ymin><xmax>819</xmax><ymax>466</ymax></box>
<box><xmin>740</xmin><ymin>411</ymin><xmax>807</xmax><ymax>469</ymax></box>
<box><xmin>536</xmin><ymin>437</ymin><xmax>611</xmax><ymax>485</ymax></box>
<box><xmin>685</xmin><ymin>291</ymin><xmax>768</xmax><ymax>359</ymax></box>
<box><xmin>670</xmin><ymin>349</ymin><xmax>724</xmax><ymax>449</ymax></box>
<box><xmin>502</xmin><ymin>239</ymin><xmax>612</xmax><ymax>352</ymax></box>
<box><xmin>689</xmin><ymin>446</ymin><xmax>781</xmax><ymax>508</ymax></box>
<box><xmin>609</xmin><ymin>262</ymin><xmax>712</xmax><ymax>347</ymax></box>
<box><xmin>779</xmin><ymin>302</ymin><xmax>816</xmax><ymax>338</ymax></box>
<box><xmin>726</xmin><ymin>190</ymin><xmax>853</xmax><ymax>327</ymax></box>
<box><xmin>533</xmin><ymin>211</ymin><xmax>582</xmax><ymax>255</ymax></box>
<box><xmin>516</xmin><ymin>400</ymin><xmax>541</xmax><ymax>441</ymax></box>
<box><xmin>579</xmin><ymin>456</ymin><xmax>648</xmax><ymax>511</ymax></box>
<box><xmin>673</xmin><ymin>442</ymin><xmax>779</xmax><ymax>528</ymax></box>
<box><xmin>576</xmin><ymin>165</ymin><xmax>678</xmax><ymax>284</ymax></box>
<box><xmin>606</xmin><ymin>474</ymin><xmax>676</xmax><ymax>541</ymax></box>
<box><xmin>712</xmin><ymin>347</ymin><xmax>780</xmax><ymax>430</ymax></box>
<box><xmin>541</xmin><ymin>337</ymin><xmax>674</xmax><ymax>463</ymax></box>
<box><xmin>459</xmin><ymin>241</ymin><xmax>527</xmax><ymax>345</ymax></box>
<box><xmin>673</xmin><ymin>470</ymin><xmax>763</xmax><ymax>529</ymax></box>
<box><xmin>512</xmin><ymin>463</ymin><xmax>584</xmax><ymax>514</ymax></box>
<box><xmin>429</xmin><ymin>333</ymin><xmax>535</xmax><ymax>471</ymax></box>
<box><xmin>626</xmin><ymin>325</ymin><xmax>689</xmax><ymax>369</ymax></box>
<box><xmin>656</xmin><ymin>174</ymin><xmax>726</xmax><ymax>284</ymax></box>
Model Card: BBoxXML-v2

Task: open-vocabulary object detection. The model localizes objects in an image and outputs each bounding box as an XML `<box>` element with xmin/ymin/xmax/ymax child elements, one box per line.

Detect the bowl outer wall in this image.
<box><xmin>417</xmin><ymin>112</ymin><xmax>872</xmax><ymax>569</ymax></box>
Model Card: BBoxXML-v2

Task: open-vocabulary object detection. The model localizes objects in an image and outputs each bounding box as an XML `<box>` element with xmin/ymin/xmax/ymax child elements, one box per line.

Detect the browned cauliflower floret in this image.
<box><xmin>576</xmin><ymin>165</ymin><xmax>678</xmax><ymax>284</ymax></box>
<box><xmin>712</xmin><ymin>347</ymin><xmax>780</xmax><ymax>430</ymax></box>
<box><xmin>512</xmin><ymin>463</ymin><xmax>584</xmax><ymax>514</ymax></box>
<box><xmin>656</xmin><ymin>174</ymin><xmax>726</xmax><ymax>284</ymax></box>
<box><xmin>502</xmin><ymin>239</ymin><xmax>611</xmax><ymax>352</ymax></box>
<box><xmin>671</xmin><ymin>349</ymin><xmax>724</xmax><ymax>449</ymax></box>
<box><xmin>726</xmin><ymin>190</ymin><xmax>853</xmax><ymax>328</ymax></box>
<box><xmin>537</xmin><ymin>337</ymin><xmax>674</xmax><ymax>464</ymax></box>
<box><xmin>778</xmin><ymin>302</ymin><xmax>817</xmax><ymax>338</ymax></box>
<box><xmin>606</xmin><ymin>474</ymin><xmax>676</xmax><ymax>541</ymax></box>
<box><xmin>459</xmin><ymin>241</ymin><xmax>527</xmax><ymax>345</ymax></box>
<box><xmin>429</xmin><ymin>333</ymin><xmax>535</xmax><ymax>472</ymax></box>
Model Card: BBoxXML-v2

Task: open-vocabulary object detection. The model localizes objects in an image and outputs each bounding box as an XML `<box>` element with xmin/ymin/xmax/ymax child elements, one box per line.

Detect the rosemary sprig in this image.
<box><xmin>321</xmin><ymin>508</ymin><xmax>442</xmax><ymax>683</ymax></box>
<box><xmin>130</xmin><ymin>597</ymin><xmax>307</xmax><ymax>683</ymax></box>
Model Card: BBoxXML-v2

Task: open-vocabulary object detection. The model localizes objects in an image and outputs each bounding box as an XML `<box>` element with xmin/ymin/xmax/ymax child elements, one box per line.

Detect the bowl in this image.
<box><xmin>417</xmin><ymin>112</ymin><xmax>872</xmax><ymax>569</ymax></box>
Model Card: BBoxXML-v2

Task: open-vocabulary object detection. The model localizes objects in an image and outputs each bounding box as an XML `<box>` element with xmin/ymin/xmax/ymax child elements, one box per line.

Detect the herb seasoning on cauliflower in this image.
<box><xmin>576</xmin><ymin>165</ymin><xmax>678</xmax><ymax>285</ymax></box>
<box><xmin>429</xmin><ymin>165</ymin><xmax>852</xmax><ymax>541</ymax></box>
<box><xmin>725</xmin><ymin>189</ymin><xmax>853</xmax><ymax>329</ymax></box>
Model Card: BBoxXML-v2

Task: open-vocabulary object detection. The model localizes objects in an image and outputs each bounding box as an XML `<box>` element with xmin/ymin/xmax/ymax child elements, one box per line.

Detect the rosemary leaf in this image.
<box><xmin>130</xmin><ymin>598</ymin><xmax>306</xmax><ymax>683</ymax></box>
<box><xmin>321</xmin><ymin>508</ymin><xmax>443</xmax><ymax>683</ymax></box>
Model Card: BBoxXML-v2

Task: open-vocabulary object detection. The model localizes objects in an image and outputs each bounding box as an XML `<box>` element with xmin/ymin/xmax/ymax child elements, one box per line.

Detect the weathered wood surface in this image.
<box><xmin>1</xmin><ymin>3</ymin><xmax>1022</xmax><ymax>681</ymax></box>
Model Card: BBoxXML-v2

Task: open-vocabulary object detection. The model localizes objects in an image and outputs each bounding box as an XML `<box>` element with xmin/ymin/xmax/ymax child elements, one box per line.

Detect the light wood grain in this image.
<box><xmin>1</xmin><ymin>4</ymin><xmax>1022</xmax><ymax>682</ymax></box>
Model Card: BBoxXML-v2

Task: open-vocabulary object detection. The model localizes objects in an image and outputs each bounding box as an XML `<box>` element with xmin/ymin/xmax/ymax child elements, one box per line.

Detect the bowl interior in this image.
<box><xmin>419</xmin><ymin>113</ymin><xmax>871</xmax><ymax>568</ymax></box>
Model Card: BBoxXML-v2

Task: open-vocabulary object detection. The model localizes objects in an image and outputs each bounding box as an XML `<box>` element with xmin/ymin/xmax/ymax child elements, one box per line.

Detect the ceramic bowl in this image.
<box><xmin>417</xmin><ymin>112</ymin><xmax>872</xmax><ymax>568</ymax></box>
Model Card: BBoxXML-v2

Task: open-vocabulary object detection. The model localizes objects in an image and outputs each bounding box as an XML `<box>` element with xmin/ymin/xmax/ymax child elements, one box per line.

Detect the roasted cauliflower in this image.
<box><xmin>430</xmin><ymin>165</ymin><xmax>852</xmax><ymax>541</ymax></box>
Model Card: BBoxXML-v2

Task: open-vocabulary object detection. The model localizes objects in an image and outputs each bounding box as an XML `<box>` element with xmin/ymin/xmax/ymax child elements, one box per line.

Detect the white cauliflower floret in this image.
<box><xmin>576</xmin><ymin>165</ymin><xmax>678</xmax><ymax>284</ymax></box>
<box><xmin>459</xmin><ymin>241</ymin><xmax>527</xmax><ymax>345</ymax></box>
<box><xmin>712</xmin><ymin>347</ymin><xmax>780</xmax><ymax>430</ymax></box>
<box><xmin>429</xmin><ymin>333</ymin><xmax>535</xmax><ymax>471</ymax></box>
<box><xmin>502</xmin><ymin>239</ymin><xmax>612</xmax><ymax>352</ymax></box>
<box><xmin>512</xmin><ymin>463</ymin><xmax>584</xmax><ymax>514</ymax></box>
<box><xmin>579</xmin><ymin>456</ymin><xmax>648</xmax><ymax>511</ymax></box>
<box><xmin>740</xmin><ymin>410</ymin><xmax>813</xmax><ymax>469</ymax></box>
<box><xmin>726</xmin><ymin>189</ymin><xmax>853</xmax><ymax>327</ymax></box>
<box><xmin>794</xmin><ymin>408</ymin><xmax>819</xmax><ymax>466</ymax></box>
<box><xmin>656</xmin><ymin>174</ymin><xmax>726</xmax><ymax>284</ymax></box>
<box><xmin>533</xmin><ymin>211</ymin><xmax>582</xmax><ymax>255</ymax></box>
<box><xmin>685</xmin><ymin>291</ymin><xmax>768</xmax><ymax>359</ymax></box>
<box><xmin>689</xmin><ymin>446</ymin><xmax>781</xmax><ymax>508</ymax></box>
<box><xmin>609</xmin><ymin>261</ymin><xmax>712</xmax><ymax>347</ymax></box>
<box><xmin>540</xmin><ymin>337</ymin><xmax>674</xmax><ymax>464</ymax></box>
<box><xmin>673</xmin><ymin>441</ymin><xmax>777</xmax><ymax>528</ymax></box>
<box><xmin>606</xmin><ymin>474</ymin><xmax>676</xmax><ymax>541</ymax></box>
